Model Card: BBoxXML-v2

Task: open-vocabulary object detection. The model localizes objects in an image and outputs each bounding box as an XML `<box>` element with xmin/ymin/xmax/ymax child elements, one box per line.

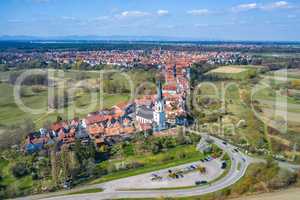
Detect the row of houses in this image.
<box><xmin>25</xmin><ymin>103</ymin><xmax>136</xmax><ymax>153</ymax></box>
<box><xmin>25</xmin><ymin>118</ymin><xmax>90</xmax><ymax>153</ymax></box>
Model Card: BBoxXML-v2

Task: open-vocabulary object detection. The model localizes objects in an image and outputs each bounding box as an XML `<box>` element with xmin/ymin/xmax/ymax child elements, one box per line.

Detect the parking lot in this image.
<box><xmin>102</xmin><ymin>158</ymin><xmax>224</xmax><ymax>190</ymax></box>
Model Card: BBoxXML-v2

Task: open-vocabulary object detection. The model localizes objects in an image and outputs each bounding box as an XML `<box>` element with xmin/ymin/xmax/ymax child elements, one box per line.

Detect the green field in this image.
<box><xmin>0</xmin><ymin>82</ymin><xmax>130</xmax><ymax>128</ymax></box>
<box><xmin>0</xmin><ymin>157</ymin><xmax>34</xmax><ymax>197</ymax></box>
<box><xmin>206</xmin><ymin>65</ymin><xmax>258</xmax><ymax>80</ymax></box>
<box><xmin>0</xmin><ymin>69</ymin><xmax>155</xmax><ymax>128</ymax></box>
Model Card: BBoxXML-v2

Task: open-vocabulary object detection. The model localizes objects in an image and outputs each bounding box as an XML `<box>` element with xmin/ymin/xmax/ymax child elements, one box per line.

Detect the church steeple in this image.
<box><xmin>156</xmin><ymin>80</ymin><xmax>163</xmax><ymax>101</ymax></box>
<box><xmin>153</xmin><ymin>80</ymin><xmax>166</xmax><ymax>131</ymax></box>
<box><xmin>173</xmin><ymin>64</ymin><xmax>177</xmax><ymax>79</ymax></box>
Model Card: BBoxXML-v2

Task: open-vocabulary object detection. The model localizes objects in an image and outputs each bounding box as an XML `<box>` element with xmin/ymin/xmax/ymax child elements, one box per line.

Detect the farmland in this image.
<box><xmin>206</xmin><ymin>65</ymin><xmax>258</xmax><ymax>80</ymax></box>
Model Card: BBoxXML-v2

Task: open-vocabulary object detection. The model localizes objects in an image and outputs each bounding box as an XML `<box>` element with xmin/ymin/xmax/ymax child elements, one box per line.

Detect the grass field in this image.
<box><xmin>0</xmin><ymin>82</ymin><xmax>130</xmax><ymax>128</ymax></box>
<box><xmin>196</xmin><ymin>79</ymin><xmax>265</xmax><ymax>148</ymax></box>
<box><xmin>0</xmin><ymin>68</ymin><xmax>156</xmax><ymax>128</ymax></box>
<box><xmin>0</xmin><ymin>157</ymin><xmax>34</xmax><ymax>197</ymax></box>
<box><xmin>206</xmin><ymin>65</ymin><xmax>258</xmax><ymax>80</ymax></box>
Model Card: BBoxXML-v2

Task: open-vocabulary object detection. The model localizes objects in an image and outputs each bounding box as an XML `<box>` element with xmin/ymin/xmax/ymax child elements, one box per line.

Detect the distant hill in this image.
<box><xmin>0</xmin><ymin>35</ymin><xmax>217</xmax><ymax>42</ymax></box>
<box><xmin>0</xmin><ymin>35</ymin><xmax>299</xmax><ymax>46</ymax></box>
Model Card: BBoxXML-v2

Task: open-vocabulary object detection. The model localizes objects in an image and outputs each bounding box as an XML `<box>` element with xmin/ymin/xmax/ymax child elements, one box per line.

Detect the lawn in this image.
<box><xmin>0</xmin><ymin>157</ymin><xmax>33</xmax><ymax>197</ymax></box>
<box><xmin>66</xmin><ymin>188</ymin><xmax>103</xmax><ymax>195</ymax></box>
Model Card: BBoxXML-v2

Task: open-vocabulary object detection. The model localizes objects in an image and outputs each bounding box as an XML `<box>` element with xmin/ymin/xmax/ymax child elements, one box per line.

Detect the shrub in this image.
<box><xmin>11</xmin><ymin>162</ymin><xmax>30</xmax><ymax>178</ymax></box>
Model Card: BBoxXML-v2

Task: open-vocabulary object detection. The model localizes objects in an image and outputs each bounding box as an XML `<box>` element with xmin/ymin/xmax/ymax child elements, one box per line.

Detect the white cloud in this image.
<box><xmin>187</xmin><ymin>9</ymin><xmax>210</xmax><ymax>16</ymax></box>
<box><xmin>157</xmin><ymin>10</ymin><xmax>169</xmax><ymax>16</ymax></box>
<box><xmin>232</xmin><ymin>3</ymin><xmax>258</xmax><ymax>12</ymax></box>
<box><xmin>120</xmin><ymin>11</ymin><xmax>149</xmax><ymax>17</ymax></box>
<box><xmin>262</xmin><ymin>1</ymin><xmax>290</xmax><ymax>10</ymax></box>
<box><xmin>232</xmin><ymin>1</ymin><xmax>292</xmax><ymax>12</ymax></box>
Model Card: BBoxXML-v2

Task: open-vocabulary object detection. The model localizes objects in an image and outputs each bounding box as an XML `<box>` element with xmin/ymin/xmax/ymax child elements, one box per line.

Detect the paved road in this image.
<box><xmin>28</xmin><ymin>130</ymin><xmax>252</xmax><ymax>200</ymax></box>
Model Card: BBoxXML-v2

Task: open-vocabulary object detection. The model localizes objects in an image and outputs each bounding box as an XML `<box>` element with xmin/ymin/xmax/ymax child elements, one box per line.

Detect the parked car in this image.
<box><xmin>206</xmin><ymin>156</ymin><xmax>213</xmax><ymax>161</ymax></box>
<box><xmin>195</xmin><ymin>180</ymin><xmax>208</xmax><ymax>185</ymax></box>
<box><xmin>63</xmin><ymin>179</ymin><xmax>73</xmax><ymax>189</ymax></box>
<box><xmin>221</xmin><ymin>162</ymin><xmax>227</xmax><ymax>169</ymax></box>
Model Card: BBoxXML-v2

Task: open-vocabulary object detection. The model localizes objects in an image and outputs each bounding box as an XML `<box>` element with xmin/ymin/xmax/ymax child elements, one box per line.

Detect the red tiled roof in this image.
<box><xmin>51</xmin><ymin>123</ymin><xmax>63</xmax><ymax>132</ymax></box>
<box><xmin>115</xmin><ymin>101</ymin><xmax>129</xmax><ymax>110</ymax></box>
<box><xmin>85</xmin><ymin>115</ymin><xmax>109</xmax><ymax>125</ymax></box>
<box><xmin>88</xmin><ymin>124</ymin><xmax>105</xmax><ymax>136</ymax></box>
<box><xmin>163</xmin><ymin>84</ymin><xmax>177</xmax><ymax>91</ymax></box>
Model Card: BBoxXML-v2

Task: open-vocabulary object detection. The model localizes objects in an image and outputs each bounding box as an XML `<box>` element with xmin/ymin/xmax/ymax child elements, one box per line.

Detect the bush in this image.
<box><xmin>268</xmin><ymin>169</ymin><xmax>297</xmax><ymax>189</ymax></box>
<box><xmin>11</xmin><ymin>162</ymin><xmax>30</xmax><ymax>178</ymax></box>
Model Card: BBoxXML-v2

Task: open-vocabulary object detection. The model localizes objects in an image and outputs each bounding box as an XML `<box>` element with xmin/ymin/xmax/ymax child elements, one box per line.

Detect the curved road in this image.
<box><xmin>33</xmin><ymin>130</ymin><xmax>252</xmax><ymax>200</ymax></box>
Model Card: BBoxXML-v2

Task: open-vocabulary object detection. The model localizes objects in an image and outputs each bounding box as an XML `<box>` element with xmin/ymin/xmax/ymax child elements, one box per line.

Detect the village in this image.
<box><xmin>24</xmin><ymin>57</ymin><xmax>193</xmax><ymax>153</ymax></box>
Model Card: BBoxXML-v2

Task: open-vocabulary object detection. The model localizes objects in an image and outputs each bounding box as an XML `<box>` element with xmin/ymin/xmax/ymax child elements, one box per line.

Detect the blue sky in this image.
<box><xmin>1</xmin><ymin>0</ymin><xmax>300</xmax><ymax>41</ymax></box>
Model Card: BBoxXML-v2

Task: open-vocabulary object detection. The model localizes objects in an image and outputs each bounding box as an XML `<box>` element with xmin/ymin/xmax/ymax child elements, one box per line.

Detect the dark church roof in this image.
<box><xmin>136</xmin><ymin>105</ymin><xmax>153</xmax><ymax>120</ymax></box>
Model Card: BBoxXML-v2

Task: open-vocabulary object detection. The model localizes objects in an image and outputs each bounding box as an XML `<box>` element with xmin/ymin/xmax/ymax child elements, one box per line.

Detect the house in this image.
<box><xmin>163</xmin><ymin>84</ymin><xmax>177</xmax><ymax>95</ymax></box>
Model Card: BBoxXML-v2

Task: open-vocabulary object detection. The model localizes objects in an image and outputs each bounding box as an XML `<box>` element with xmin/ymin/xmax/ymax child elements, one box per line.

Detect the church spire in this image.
<box><xmin>173</xmin><ymin>64</ymin><xmax>177</xmax><ymax>79</ymax></box>
<box><xmin>157</xmin><ymin>80</ymin><xmax>163</xmax><ymax>101</ymax></box>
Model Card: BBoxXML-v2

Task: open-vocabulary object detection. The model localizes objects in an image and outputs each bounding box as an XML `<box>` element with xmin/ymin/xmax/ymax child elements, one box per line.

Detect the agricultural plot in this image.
<box><xmin>206</xmin><ymin>65</ymin><xmax>257</xmax><ymax>80</ymax></box>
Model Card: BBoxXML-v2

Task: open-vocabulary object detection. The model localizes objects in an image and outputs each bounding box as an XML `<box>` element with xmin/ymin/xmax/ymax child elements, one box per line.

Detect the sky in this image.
<box><xmin>1</xmin><ymin>0</ymin><xmax>300</xmax><ymax>41</ymax></box>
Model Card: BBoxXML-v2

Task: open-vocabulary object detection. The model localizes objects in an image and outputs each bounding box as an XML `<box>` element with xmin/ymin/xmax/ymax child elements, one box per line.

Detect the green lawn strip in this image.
<box><xmin>90</xmin><ymin>145</ymin><xmax>204</xmax><ymax>184</ymax></box>
<box><xmin>65</xmin><ymin>188</ymin><xmax>103</xmax><ymax>195</ymax></box>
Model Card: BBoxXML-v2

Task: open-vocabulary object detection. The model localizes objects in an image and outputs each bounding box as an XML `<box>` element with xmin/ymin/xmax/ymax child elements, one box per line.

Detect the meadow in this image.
<box><xmin>206</xmin><ymin>65</ymin><xmax>258</xmax><ymax>80</ymax></box>
<box><xmin>0</xmin><ymin>69</ymin><xmax>155</xmax><ymax>128</ymax></box>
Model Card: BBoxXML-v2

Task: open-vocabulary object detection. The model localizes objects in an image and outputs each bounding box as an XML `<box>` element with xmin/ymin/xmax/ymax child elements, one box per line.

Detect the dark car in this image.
<box><xmin>195</xmin><ymin>180</ymin><xmax>208</xmax><ymax>185</ymax></box>
<box><xmin>221</xmin><ymin>162</ymin><xmax>227</xmax><ymax>169</ymax></box>
<box><xmin>63</xmin><ymin>179</ymin><xmax>73</xmax><ymax>189</ymax></box>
